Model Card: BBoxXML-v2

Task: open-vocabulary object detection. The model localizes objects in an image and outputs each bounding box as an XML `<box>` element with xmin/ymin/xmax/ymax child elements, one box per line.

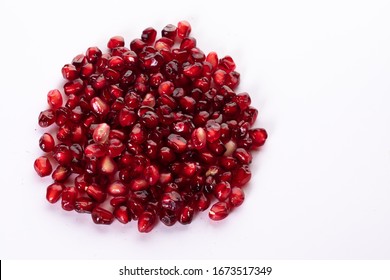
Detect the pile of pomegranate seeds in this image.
<box><xmin>34</xmin><ymin>21</ymin><xmax>267</xmax><ymax>233</ymax></box>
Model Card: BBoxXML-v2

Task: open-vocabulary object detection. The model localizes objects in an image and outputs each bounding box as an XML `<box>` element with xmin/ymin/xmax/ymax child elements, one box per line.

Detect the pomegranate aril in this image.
<box><xmin>46</xmin><ymin>183</ymin><xmax>65</xmax><ymax>203</ymax></box>
<box><xmin>86</xmin><ymin>183</ymin><xmax>107</xmax><ymax>202</ymax></box>
<box><xmin>138</xmin><ymin>211</ymin><xmax>157</xmax><ymax>233</ymax></box>
<box><xmin>213</xmin><ymin>181</ymin><xmax>232</xmax><ymax>201</ymax></box>
<box><xmin>75</xmin><ymin>197</ymin><xmax>96</xmax><ymax>213</ymax></box>
<box><xmin>93</xmin><ymin>123</ymin><xmax>110</xmax><ymax>144</ymax></box>
<box><xmin>161</xmin><ymin>24</ymin><xmax>177</xmax><ymax>41</ymax></box>
<box><xmin>64</xmin><ymin>78</ymin><xmax>84</xmax><ymax>95</ymax></box>
<box><xmin>179</xmin><ymin>205</ymin><xmax>194</xmax><ymax>225</ymax></box>
<box><xmin>39</xmin><ymin>133</ymin><xmax>55</xmax><ymax>152</ymax></box>
<box><xmin>107</xmin><ymin>181</ymin><xmax>128</xmax><ymax>196</ymax></box>
<box><xmin>86</xmin><ymin>46</ymin><xmax>102</xmax><ymax>63</ymax></box>
<box><xmin>38</xmin><ymin>109</ymin><xmax>55</xmax><ymax>127</ymax></box>
<box><xmin>229</xmin><ymin>187</ymin><xmax>245</xmax><ymax>208</ymax></box>
<box><xmin>209</xmin><ymin>201</ymin><xmax>230</xmax><ymax>221</ymax></box>
<box><xmin>141</xmin><ymin>27</ymin><xmax>157</xmax><ymax>44</ymax></box>
<box><xmin>114</xmin><ymin>206</ymin><xmax>131</xmax><ymax>224</ymax></box>
<box><xmin>161</xmin><ymin>191</ymin><xmax>184</xmax><ymax>212</ymax></box>
<box><xmin>61</xmin><ymin>64</ymin><xmax>79</xmax><ymax>80</ymax></box>
<box><xmin>233</xmin><ymin>148</ymin><xmax>252</xmax><ymax>164</ymax></box>
<box><xmin>61</xmin><ymin>187</ymin><xmax>78</xmax><ymax>211</ymax></box>
<box><xmin>47</xmin><ymin>89</ymin><xmax>63</xmax><ymax>109</ymax></box>
<box><xmin>249</xmin><ymin>128</ymin><xmax>268</xmax><ymax>148</ymax></box>
<box><xmin>107</xmin><ymin>36</ymin><xmax>125</xmax><ymax>49</ymax></box>
<box><xmin>92</xmin><ymin>206</ymin><xmax>114</xmax><ymax>225</ymax></box>
<box><xmin>34</xmin><ymin>156</ymin><xmax>52</xmax><ymax>177</ymax></box>
<box><xmin>177</xmin><ymin>20</ymin><xmax>191</xmax><ymax>39</ymax></box>
<box><xmin>167</xmin><ymin>134</ymin><xmax>187</xmax><ymax>153</ymax></box>
<box><xmin>159</xmin><ymin>209</ymin><xmax>177</xmax><ymax>226</ymax></box>
<box><xmin>232</xmin><ymin>165</ymin><xmax>252</xmax><ymax>187</ymax></box>
<box><xmin>52</xmin><ymin>165</ymin><xmax>71</xmax><ymax>182</ymax></box>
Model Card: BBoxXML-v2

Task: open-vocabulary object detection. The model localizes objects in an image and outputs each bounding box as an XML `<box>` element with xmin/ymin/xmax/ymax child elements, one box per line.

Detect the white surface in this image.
<box><xmin>0</xmin><ymin>0</ymin><xmax>389</xmax><ymax>259</ymax></box>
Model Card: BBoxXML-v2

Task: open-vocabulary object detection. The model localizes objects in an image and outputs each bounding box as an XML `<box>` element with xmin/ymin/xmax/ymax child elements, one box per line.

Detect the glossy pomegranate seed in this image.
<box><xmin>75</xmin><ymin>197</ymin><xmax>95</xmax><ymax>213</ymax></box>
<box><xmin>213</xmin><ymin>181</ymin><xmax>232</xmax><ymax>201</ymax></box>
<box><xmin>92</xmin><ymin>205</ymin><xmax>114</xmax><ymax>225</ymax></box>
<box><xmin>107</xmin><ymin>36</ymin><xmax>125</xmax><ymax>49</ymax></box>
<box><xmin>138</xmin><ymin>211</ymin><xmax>157</xmax><ymax>233</ymax></box>
<box><xmin>209</xmin><ymin>201</ymin><xmax>230</xmax><ymax>221</ymax></box>
<box><xmin>114</xmin><ymin>206</ymin><xmax>131</xmax><ymax>224</ymax></box>
<box><xmin>34</xmin><ymin>156</ymin><xmax>52</xmax><ymax>177</ymax></box>
<box><xmin>61</xmin><ymin>187</ymin><xmax>78</xmax><ymax>211</ymax></box>
<box><xmin>39</xmin><ymin>133</ymin><xmax>55</xmax><ymax>152</ymax></box>
<box><xmin>250</xmin><ymin>128</ymin><xmax>268</xmax><ymax>148</ymax></box>
<box><xmin>229</xmin><ymin>187</ymin><xmax>245</xmax><ymax>207</ymax></box>
<box><xmin>177</xmin><ymin>20</ymin><xmax>191</xmax><ymax>39</ymax></box>
<box><xmin>38</xmin><ymin>109</ymin><xmax>55</xmax><ymax>127</ymax></box>
<box><xmin>93</xmin><ymin>123</ymin><xmax>110</xmax><ymax>144</ymax></box>
<box><xmin>62</xmin><ymin>64</ymin><xmax>78</xmax><ymax>80</ymax></box>
<box><xmin>141</xmin><ymin>27</ymin><xmax>157</xmax><ymax>44</ymax></box>
<box><xmin>35</xmin><ymin>21</ymin><xmax>267</xmax><ymax>231</ymax></box>
<box><xmin>47</xmin><ymin>89</ymin><xmax>63</xmax><ymax>109</ymax></box>
<box><xmin>46</xmin><ymin>183</ymin><xmax>65</xmax><ymax>203</ymax></box>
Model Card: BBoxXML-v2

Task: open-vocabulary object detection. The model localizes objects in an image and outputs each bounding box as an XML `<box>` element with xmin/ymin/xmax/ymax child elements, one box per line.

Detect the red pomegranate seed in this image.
<box><xmin>209</xmin><ymin>201</ymin><xmax>230</xmax><ymax>221</ymax></box>
<box><xmin>47</xmin><ymin>89</ymin><xmax>63</xmax><ymax>109</ymax></box>
<box><xmin>229</xmin><ymin>187</ymin><xmax>245</xmax><ymax>207</ymax></box>
<box><xmin>179</xmin><ymin>205</ymin><xmax>194</xmax><ymax>225</ymax></box>
<box><xmin>92</xmin><ymin>205</ymin><xmax>114</xmax><ymax>225</ymax></box>
<box><xmin>61</xmin><ymin>187</ymin><xmax>78</xmax><ymax>211</ymax></box>
<box><xmin>46</xmin><ymin>183</ymin><xmax>65</xmax><ymax>203</ymax></box>
<box><xmin>93</xmin><ymin>123</ymin><xmax>110</xmax><ymax>144</ymax></box>
<box><xmin>38</xmin><ymin>109</ymin><xmax>55</xmax><ymax>127</ymax></box>
<box><xmin>61</xmin><ymin>64</ymin><xmax>79</xmax><ymax>80</ymax></box>
<box><xmin>138</xmin><ymin>211</ymin><xmax>157</xmax><ymax>233</ymax></box>
<box><xmin>162</xmin><ymin>24</ymin><xmax>177</xmax><ymax>41</ymax></box>
<box><xmin>213</xmin><ymin>181</ymin><xmax>232</xmax><ymax>201</ymax></box>
<box><xmin>249</xmin><ymin>128</ymin><xmax>268</xmax><ymax>148</ymax></box>
<box><xmin>52</xmin><ymin>165</ymin><xmax>71</xmax><ymax>182</ymax></box>
<box><xmin>75</xmin><ymin>197</ymin><xmax>96</xmax><ymax>213</ymax></box>
<box><xmin>34</xmin><ymin>156</ymin><xmax>52</xmax><ymax>177</ymax></box>
<box><xmin>114</xmin><ymin>206</ymin><xmax>131</xmax><ymax>224</ymax></box>
<box><xmin>107</xmin><ymin>36</ymin><xmax>125</xmax><ymax>49</ymax></box>
<box><xmin>35</xmin><ymin>21</ymin><xmax>267</xmax><ymax>232</ymax></box>
<box><xmin>107</xmin><ymin>181</ymin><xmax>128</xmax><ymax>196</ymax></box>
<box><xmin>232</xmin><ymin>165</ymin><xmax>252</xmax><ymax>187</ymax></box>
<box><xmin>141</xmin><ymin>27</ymin><xmax>157</xmax><ymax>44</ymax></box>
<box><xmin>167</xmin><ymin>134</ymin><xmax>187</xmax><ymax>153</ymax></box>
<box><xmin>177</xmin><ymin>20</ymin><xmax>191</xmax><ymax>39</ymax></box>
<box><xmin>39</xmin><ymin>133</ymin><xmax>55</xmax><ymax>153</ymax></box>
<box><xmin>86</xmin><ymin>183</ymin><xmax>107</xmax><ymax>202</ymax></box>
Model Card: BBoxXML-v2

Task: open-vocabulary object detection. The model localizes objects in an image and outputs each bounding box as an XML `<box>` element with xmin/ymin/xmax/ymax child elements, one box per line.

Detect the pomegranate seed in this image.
<box><xmin>162</xmin><ymin>24</ymin><xmax>177</xmax><ymax>41</ymax></box>
<box><xmin>38</xmin><ymin>109</ymin><xmax>55</xmax><ymax>127</ymax></box>
<box><xmin>141</xmin><ymin>27</ymin><xmax>157</xmax><ymax>44</ymax></box>
<box><xmin>92</xmin><ymin>206</ymin><xmax>114</xmax><ymax>225</ymax></box>
<box><xmin>232</xmin><ymin>165</ymin><xmax>252</xmax><ymax>187</ymax></box>
<box><xmin>86</xmin><ymin>183</ymin><xmax>107</xmax><ymax>202</ymax></box>
<box><xmin>75</xmin><ymin>197</ymin><xmax>96</xmax><ymax>213</ymax></box>
<box><xmin>114</xmin><ymin>206</ymin><xmax>131</xmax><ymax>224</ymax></box>
<box><xmin>39</xmin><ymin>133</ymin><xmax>55</xmax><ymax>152</ymax></box>
<box><xmin>249</xmin><ymin>128</ymin><xmax>268</xmax><ymax>148</ymax></box>
<box><xmin>52</xmin><ymin>165</ymin><xmax>71</xmax><ymax>182</ymax></box>
<box><xmin>34</xmin><ymin>156</ymin><xmax>52</xmax><ymax>177</ymax></box>
<box><xmin>47</xmin><ymin>89</ymin><xmax>63</xmax><ymax>109</ymax></box>
<box><xmin>213</xmin><ymin>181</ymin><xmax>232</xmax><ymax>201</ymax></box>
<box><xmin>46</xmin><ymin>183</ymin><xmax>65</xmax><ymax>203</ymax></box>
<box><xmin>209</xmin><ymin>201</ymin><xmax>230</xmax><ymax>221</ymax></box>
<box><xmin>107</xmin><ymin>181</ymin><xmax>128</xmax><ymax>196</ymax></box>
<box><xmin>61</xmin><ymin>64</ymin><xmax>79</xmax><ymax>80</ymax></box>
<box><xmin>138</xmin><ymin>211</ymin><xmax>157</xmax><ymax>233</ymax></box>
<box><xmin>35</xmin><ymin>21</ymin><xmax>267</xmax><ymax>231</ymax></box>
<box><xmin>61</xmin><ymin>187</ymin><xmax>78</xmax><ymax>211</ymax></box>
<box><xmin>107</xmin><ymin>36</ymin><xmax>125</xmax><ymax>49</ymax></box>
<box><xmin>177</xmin><ymin>20</ymin><xmax>191</xmax><ymax>39</ymax></box>
<box><xmin>179</xmin><ymin>205</ymin><xmax>194</xmax><ymax>225</ymax></box>
<box><xmin>93</xmin><ymin>123</ymin><xmax>110</xmax><ymax>144</ymax></box>
<box><xmin>167</xmin><ymin>134</ymin><xmax>187</xmax><ymax>153</ymax></box>
<box><xmin>229</xmin><ymin>187</ymin><xmax>245</xmax><ymax>207</ymax></box>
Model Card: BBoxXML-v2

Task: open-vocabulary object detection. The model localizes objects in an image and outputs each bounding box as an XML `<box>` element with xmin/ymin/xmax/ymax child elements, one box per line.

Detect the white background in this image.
<box><xmin>0</xmin><ymin>0</ymin><xmax>389</xmax><ymax>260</ymax></box>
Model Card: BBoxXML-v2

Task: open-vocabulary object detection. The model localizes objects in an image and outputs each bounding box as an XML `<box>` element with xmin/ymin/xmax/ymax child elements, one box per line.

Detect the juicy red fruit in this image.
<box><xmin>35</xmin><ymin>20</ymin><xmax>267</xmax><ymax>233</ymax></box>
